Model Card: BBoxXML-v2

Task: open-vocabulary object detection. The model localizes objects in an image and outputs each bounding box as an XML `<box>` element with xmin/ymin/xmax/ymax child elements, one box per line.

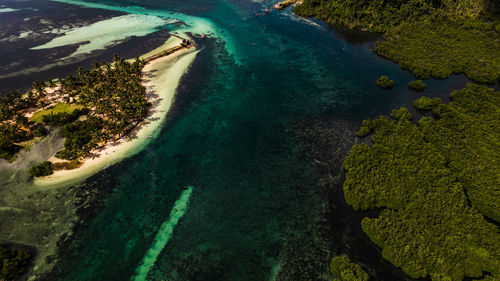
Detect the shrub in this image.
<box><xmin>33</xmin><ymin>124</ymin><xmax>48</xmax><ymax>137</ymax></box>
<box><xmin>29</xmin><ymin>161</ymin><xmax>53</xmax><ymax>177</ymax></box>
<box><xmin>0</xmin><ymin>140</ymin><xmax>20</xmax><ymax>160</ymax></box>
<box><xmin>0</xmin><ymin>245</ymin><xmax>31</xmax><ymax>280</ymax></box>
<box><xmin>331</xmin><ymin>255</ymin><xmax>369</xmax><ymax>281</ymax></box>
<box><xmin>376</xmin><ymin>76</ymin><xmax>395</xmax><ymax>89</ymax></box>
<box><xmin>390</xmin><ymin>107</ymin><xmax>412</xmax><ymax>121</ymax></box>
<box><xmin>413</xmin><ymin>97</ymin><xmax>441</xmax><ymax>111</ymax></box>
<box><xmin>408</xmin><ymin>80</ymin><xmax>427</xmax><ymax>91</ymax></box>
<box><xmin>356</xmin><ymin>126</ymin><xmax>371</xmax><ymax>138</ymax></box>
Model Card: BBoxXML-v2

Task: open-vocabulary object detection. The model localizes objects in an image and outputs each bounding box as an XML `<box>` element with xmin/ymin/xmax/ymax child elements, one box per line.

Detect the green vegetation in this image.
<box><xmin>53</xmin><ymin>56</ymin><xmax>148</xmax><ymax>160</ymax></box>
<box><xmin>375</xmin><ymin>76</ymin><xmax>394</xmax><ymax>89</ymax></box>
<box><xmin>29</xmin><ymin>161</ymin><xmax>53</xmax><ymax>177</ymax></box>
<box><xmin>294</xmin><ymin>0</ymin><xmax>500</xmax><ymax>83</ymax></box>
<box><xmin>30</xmin><ymin>103</ymin><xmax>83</xmax><ymax>124</ymax></box>
<box><xmin>342</xmin><ymin>84</ymin><xmax>500</xmax><ymax>281</ymax></box>
<box><xmin>33</xmin><ymin>124</ymin><xmax>47</xmax><ymax>137</ymax></box>
<box><xmin>331</xmin><ymin>255</ymin><xmax>369</xmax><ymax>281</ymax></box>
<box><xmin>56</xmin><ymin>117</ymin><xmax>104</xmax><ymax>160</ymax></box>
<box><xmin>0</xmin><ymin>55</ymin><xmax>149</xmax><ymax>164</ymax></box>
<box><xmin>0</xmin><ymin>124</ymin><xmax>29</xmax><ymax>160</ymax></box>
<box><xmin>376</xmin><ymin>21</ymin><xmax>500</xmax><ymax>83</ymax></box>
<box><xmin>412</xmin><ymin>96</ymin><xmax>442</xmax><ymax>111</ymax></box>
<box><xmin>0</xmin><ymin>138</ymin><xmax>21</xmax><ymax>160</ymax></box>
<box><xmin>408</xmin><ymin>80</ymin><xmax>427</xmax><ymax>91</ymax></box>
<box><xmin>0</xmin><ymin>245</ymin><xmax>31</xmax><ymax>280</ymax></box>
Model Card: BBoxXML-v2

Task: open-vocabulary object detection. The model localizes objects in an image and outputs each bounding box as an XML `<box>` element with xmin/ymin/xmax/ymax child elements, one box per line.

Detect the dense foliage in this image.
<box><xmin>63</xmin><ymin>56</ymin><xmax>148</xmax><ymax>136</ymax></box>
<box><xmin>343</xmin><ymin>84</ymin><xmax>500</xmax><ymax>281</ymax></box>
<box><xmin>52</xmin><ymin>56</ymin><xmax>148</xmax><ymax>160</ymax></box>
<box><xmin>375</xmin><ymin>76</ymin><xmax>394</xmax><ymax>88</ymax></box>
<box><xmin>294</xmin><ymin>0</ymin><xmax>500</xmax><ymax>83</ymax></box>
<box><xmin>56</xmin><ymin>117</ymin><xmax>104</xmax><ymax>160</ymax></box>
<box><xmin>330</xmin><ymin>255</ymin><xmax>369</xmax><ymax>281</ymax></box>
<box><xmin>376</xmin><ymin>21</ymin><xmax>500</xmax><ymax>83</ymax></box>
<box><xmin>0</xmin><ymin>245</ymin><xmax>31</xmax><ymax>280</ymax></box>
<box><xmin>412</xmin><ymin>96</ymin><xmax>442</xmax><ymax>111</ymax></box>
<box><xmin>294</xmin><ymin>0</ymin><xmax>495</xmax><ymax>32</ymax></box>
<box><xmin>0</xmin><ymin>124</ymin><xmax>29</xmax><ymax>160</ymax></box>
<box><xmin>408</xmin><ymin>80</ymin><xmax>426</xmax><ymax>91</ymax></box>
<box><xmin>29</xmin><ymin>161</ymin><xmax>54</xmax><ymax>177</ymax></box>
<box><xmin>0</xmin><ymin>81</ymin><xmax>51</xmax><ymax>159</ymax></box>
<box><xmin>0</xmin><ymin>55</ymin><xmax>149</xmax><ymax>162</ymax></box>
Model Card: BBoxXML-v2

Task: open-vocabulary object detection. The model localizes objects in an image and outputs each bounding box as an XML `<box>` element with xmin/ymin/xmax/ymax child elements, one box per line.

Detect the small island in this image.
<box><xmin>0</xmin><ymin>36</ymin><xmax>197</xmax><ymax>186</ymax></box>
<box><xmin>375</xmin><ymin>76</ymin><xmax>394</xmax><ymax>89</ymax></box>
<box><xmin>330</xmin><ymin>255</ymin><xmax>369</xmax><ymax>281</ymax></box>
<box><xmin>408</xmin><ymin>80</ymin><xmax>427</xmax><ymax>91</ymax></box>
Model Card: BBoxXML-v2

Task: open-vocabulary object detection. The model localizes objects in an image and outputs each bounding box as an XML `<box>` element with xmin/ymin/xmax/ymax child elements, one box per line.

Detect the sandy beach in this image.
<box><xmin>34</xmin><ymin>36</ymin><xmax>199</xmax><ymax>188</ymax></box>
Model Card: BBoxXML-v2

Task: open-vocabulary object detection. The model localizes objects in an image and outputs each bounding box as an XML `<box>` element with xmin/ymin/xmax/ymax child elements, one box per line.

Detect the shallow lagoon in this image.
<box><xmin>0</xmin><ymin>0</ymin><xmax>471</xmax><ymax>280</ymax></box>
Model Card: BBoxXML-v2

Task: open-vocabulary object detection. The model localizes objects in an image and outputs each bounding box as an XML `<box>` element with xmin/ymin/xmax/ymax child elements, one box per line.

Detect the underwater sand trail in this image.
<box><xmin>132</xmin><ymin>186</ymin><xmax>193</xmax><ymax>281</ymax></box>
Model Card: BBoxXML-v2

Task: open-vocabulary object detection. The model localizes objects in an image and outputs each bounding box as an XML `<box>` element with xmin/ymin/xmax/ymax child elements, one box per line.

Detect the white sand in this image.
<box><xmin>31</xmin><ymin>14</ymin><xmax>169</xmax><ymax>57</ymax></box>
<box><xmin>132</xmin><ymin>186</ymin><xmax>193</xmax><ymax>281</ymax></box>
<box><xmin>0</xmin><ymin>8</ymin><xmax>19</xmax><ymax>13</ymax></box>
<box><xmin>35</xmin><ymin>38</ymin><xmax>199</xmax><ymax>188</ymax></box>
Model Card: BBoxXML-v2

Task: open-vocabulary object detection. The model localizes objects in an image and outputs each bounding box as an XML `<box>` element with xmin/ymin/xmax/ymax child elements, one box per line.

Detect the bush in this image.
<box><xmin>33</xmin><ymin>124</ymin><xmax>48</xmax><ymax>137</ymax></box>
<box><xmin>331</xmin><ymin>255</ymin><xmax>369</xmax><ymax>281</ymax></box>
<box><xmin>0</xmin><ymin>140</ymin><xmax>21</xmax><ymax>160</ymax></box>
<box><xmin>413</xmin><ymin>97</ymin><xmax>441</xmax><ymax>111</ymax></box>
<box><xmin>408</xmin><ymin>80</ymin><xmax>427</xmax><ymax>91</ymax></box>
<box><xmin>376</xmin><ymin>76</ymin><xmax>395</xmax><ymax>89</ymax></box>
<box><xmin>390</xmin><ymin>107</ymin><xmax>412</xmax><ymax>121</ymax></box>
<box><xmin>29</xmin><ymin>161</ymin><xmax>53</xmax><ymax>177</ymax></box>
<box><xmin>356</xmin><ymin>126</ymin><xmax>371</xmax><ymax>138</ymax></box>
<box><xmin>0</xmin><ymin>245</ymin><xmax>31</xmax><ymax>280</ymax></box>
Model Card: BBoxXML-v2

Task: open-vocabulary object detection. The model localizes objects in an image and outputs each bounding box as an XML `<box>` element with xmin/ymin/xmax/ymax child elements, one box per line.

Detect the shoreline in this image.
<box><xmin>34</xmin><ymin>36</ymin><xmax>199</xmax><ymax>188</ymax></box>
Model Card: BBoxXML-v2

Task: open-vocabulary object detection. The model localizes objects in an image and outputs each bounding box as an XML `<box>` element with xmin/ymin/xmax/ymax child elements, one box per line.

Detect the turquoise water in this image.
<box><xmin>2</xmin><ymin>0</ymin><xmax>471</xmax><ymax>280</ymax></box>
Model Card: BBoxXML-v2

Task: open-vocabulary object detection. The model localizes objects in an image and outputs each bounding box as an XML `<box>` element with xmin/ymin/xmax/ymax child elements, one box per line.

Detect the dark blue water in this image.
<box><xmin>0</xmin><ymin>0</ymin><xmax>471</xmax><ymax>280</ymax></box>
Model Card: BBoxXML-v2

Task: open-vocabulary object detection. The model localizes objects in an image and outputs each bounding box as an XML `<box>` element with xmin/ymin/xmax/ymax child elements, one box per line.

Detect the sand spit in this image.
<box><xmin>35</xmin><ymin>37</ymin><xmax>199</xmax><ymax>188</ymax></box>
